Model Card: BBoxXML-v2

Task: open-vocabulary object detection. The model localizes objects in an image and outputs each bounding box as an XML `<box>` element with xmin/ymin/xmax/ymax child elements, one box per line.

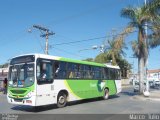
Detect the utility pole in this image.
<box><xmin>33</xmin><ymin>25</ymin><xmax>55</xmax><ymax>55</ymax></box>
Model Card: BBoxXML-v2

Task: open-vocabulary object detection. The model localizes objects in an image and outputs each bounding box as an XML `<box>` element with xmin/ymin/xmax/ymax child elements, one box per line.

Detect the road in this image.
<box><xmin>0</xmin><ymin>86</ymin><xmax>160</xmax><ymax>120</ymax></box>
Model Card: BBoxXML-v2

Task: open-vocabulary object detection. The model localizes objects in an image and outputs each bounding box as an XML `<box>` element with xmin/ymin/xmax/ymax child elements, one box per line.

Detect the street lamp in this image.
<box><xmin>79</xmin><ymin>45</ymin><xmax>105</xmax><ymax>53</ymax></box>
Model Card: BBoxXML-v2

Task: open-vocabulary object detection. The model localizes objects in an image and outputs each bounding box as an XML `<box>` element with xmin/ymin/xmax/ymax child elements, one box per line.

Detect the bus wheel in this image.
<box><xmin>57</xmin><ymin>92</ymin><xmax>67</xmax><ymax>108</ymax></box>
<box><xmin>103</xmin><ymin>89</ymin><xmax>109</xmax><ymax>100</ymax></box>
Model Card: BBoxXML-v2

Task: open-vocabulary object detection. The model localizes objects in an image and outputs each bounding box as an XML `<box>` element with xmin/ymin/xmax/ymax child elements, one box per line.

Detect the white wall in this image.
<box><xmin>148</xmin><ymin>72</ymin><xmax>160</xmax><ymax>80</ymax></box>
<box><xmin>0</xmin><ymin>68</ymin><xmax>8</xmax><ymax>73</ymax></box>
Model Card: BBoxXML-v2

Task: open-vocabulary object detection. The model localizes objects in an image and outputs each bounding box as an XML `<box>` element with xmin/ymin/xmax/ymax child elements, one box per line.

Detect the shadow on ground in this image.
<box><xmin>11</xmin><ymin>95</ymin><xmax>119</xmax><ymax>113</ymax></box>
<box><xmin>120</xmin><ymin>91</ymin><xmax>138</xmax><ymax>96</ymax></box>
<box><xmin>121</xmin><ymin>86</ymin><xmax>160</xmax><ymax>96</ymax></box>
<box><xmin>11</xmin><ymin>104</ymin><xmax>59</xmax><ymax>113</ymax></box>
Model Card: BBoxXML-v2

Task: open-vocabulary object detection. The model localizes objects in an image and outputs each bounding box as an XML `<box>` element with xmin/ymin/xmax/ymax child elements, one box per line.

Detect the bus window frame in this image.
<box><xmin>36</xmin><ymin>58</ymin><xmax>54</xmax><ymax>85</ymax></box>
<box><xmin>54</xmin><ymin>61</ymin><xmax>67</xmax><ymax>79</ymax></box>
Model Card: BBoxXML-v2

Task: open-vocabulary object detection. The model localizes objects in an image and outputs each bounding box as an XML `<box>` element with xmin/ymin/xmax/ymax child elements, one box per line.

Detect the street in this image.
<box><xmin>0</xmin><ymin>86</ymin><xmax>160</xmax><ymax>114</ymax></box>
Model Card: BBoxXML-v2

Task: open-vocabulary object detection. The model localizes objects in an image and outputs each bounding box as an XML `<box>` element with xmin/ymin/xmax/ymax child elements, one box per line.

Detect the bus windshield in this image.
<box><xmin>8</xmin><ymin>63</ymin><xmax>34</xmax><ymax>88</ymax></box>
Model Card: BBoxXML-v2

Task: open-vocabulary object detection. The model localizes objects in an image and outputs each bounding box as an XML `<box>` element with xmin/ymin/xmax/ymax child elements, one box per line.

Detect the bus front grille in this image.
<box><xmin>10</xmin><ymin>90</ymin><xmax>27</xmax><ymax>94</ymax></box>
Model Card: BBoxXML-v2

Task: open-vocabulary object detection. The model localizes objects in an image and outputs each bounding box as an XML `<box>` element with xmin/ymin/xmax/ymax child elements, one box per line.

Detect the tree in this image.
<box><xmin>94</xmin><ymin>52</ymin><xmax>131</xmax><ymax>78</ymax></box>
<box><xmin>121</xmin><ymin>6</ymin><xmax>152</xmax><ymax>94</ymax></box>
<box><xmin>83</xmin><ymin>58</ymin><xmax>94</xmax><ymax>62</ymax></box>
<box><xmin>121</xmin><ymin>1</ymin><xmax>160</xmax><ymax>94</ymax></box>
<box><xmin>104</xmin><ymin>27</ymin><xmax>133</xmax><ymax>65</ymax></box>
<box><xmin>147</xmin><ymin>0</ymin><xmax>160</xmax><ymax>48</ymax></box>
<box><xmin>117</xmin><ymin>57</ymin><xmax>132</xmax><ymax>78</ymax></box>
<box><xmin>94</xmin><ymin>53</ymin><xmax>109</xmax><ymax>63</ymax></box>
<box><xmin>0</xmin><ymin>63</ymin><xmax>9</xmax><ymax>68</ymax></box>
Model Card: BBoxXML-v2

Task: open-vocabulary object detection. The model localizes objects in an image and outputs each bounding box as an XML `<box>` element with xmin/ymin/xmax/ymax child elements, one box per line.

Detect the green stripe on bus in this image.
<box><xmin>65</xmin><ymin>80</ymin><xmax>111</xmax><ymax>99</ymax></box>
<box><xmin>106</xmin><ymin>80</ymin><xmax>117</xmax><ymax>95</ymax></box>
<box><xmin>60</xmin><ymin>57</ymin><xmax>105</xmax><ymax>67</ymax></box>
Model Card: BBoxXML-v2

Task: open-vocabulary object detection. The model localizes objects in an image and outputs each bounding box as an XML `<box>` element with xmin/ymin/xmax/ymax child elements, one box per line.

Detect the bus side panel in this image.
<box><xmin>54</xmin><ymin>80</ymin><xmax>81</xmax><ymax>102</ymax></box>
<box><xmin>35</xmin><ymin>83</ymin><xmax>56</xmax><ymax>106</ymax></box>
<box><xmin>115</xmin><ymin>80</ymin><xmax>121</xmax><ymax>94</ymax></box>
<box><xmin>65</xmin><ymin>80</ymin><xmax>92</xmax><ymax>100</ymax></box>
<box><xmin>106</xmin><ymin>80</ymin><xmax>117</xmax><ymax>95</ymax></box>
<box><xmin>65</xmin><ymin>80</ymin><xmax>104</xmax><ymax>99</ymax></box>
<box><xmin>89</xmin><ymin>80</ymin><xmax>105</xmax><ymax>97</ymax></box>
<box><xmin>35</xmin><ymin>80</ymin><xmax>73</xmax><ymax>106</ymax></box>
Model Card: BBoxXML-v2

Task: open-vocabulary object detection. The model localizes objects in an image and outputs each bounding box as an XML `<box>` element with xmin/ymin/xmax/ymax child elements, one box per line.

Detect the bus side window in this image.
<box><xmin>54</xmin><ymin>62</ymin><xmax>60</xmax><ymax>78</ymax></box>
<box><xmin>104</xmin><ymin>68</ymin><xmax>109</xmax><ymax>79</ymax></box>
<box><xmin>116</xmin><ymin>69</ymin><xmax>121</xmax><ymax>80</ymax></box>
<box><xmin>109</xmin><ymin>68</ymin><xmax>115</xmax><ymax>80</ymax></box>
<box><xmin>74</xmin><ymin>64</ymin><xmax>81</xmax><ymax>78</ymax></box>
<box><xmin>37</xmin><ymin>60</ymin><xmax>53</xmax><ymax>84</ymax></box>
<box><xmin>69</xmin><ymin>71</ymin><xmax>74</xmax><ymax>78</ymax></box>
<box><xmin>84</xmin><ymin>65</ymin><xmax>92</xmax><ymax>79</ymax></box>
<box><xmin>54</xmin><ymin>61</ymin><xmax>67</xmax><ymax>79</ymax></box>
<box><xmin>67</xmin><ymin>63</ymin><xmax>74</xmax><ymax>79</ymax></box>
<box><xmin>36</xmin><ymin>63</ymin><xmax>41</xmax><ymax>79</ymax></box>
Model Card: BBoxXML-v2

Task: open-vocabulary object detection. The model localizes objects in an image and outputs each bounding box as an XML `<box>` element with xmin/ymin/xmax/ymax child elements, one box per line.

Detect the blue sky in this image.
<box><xmin>0</xmin><ymin>0</ymin><xmax>159</xmax><ymax>72</ymax></box>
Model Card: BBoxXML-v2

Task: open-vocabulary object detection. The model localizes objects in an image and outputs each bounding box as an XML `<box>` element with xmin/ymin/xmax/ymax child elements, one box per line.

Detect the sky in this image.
<box><xmin>0</xmin><ymin>0</ymin><xmax>160</xmax><ymax>72</ymax></box>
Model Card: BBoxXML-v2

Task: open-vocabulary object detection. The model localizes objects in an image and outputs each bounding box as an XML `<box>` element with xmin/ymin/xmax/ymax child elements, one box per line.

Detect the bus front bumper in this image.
<box><xmin>7</xmin><ymin>95</ymin><xmax>36</xmax><ymax>106</ymax></box>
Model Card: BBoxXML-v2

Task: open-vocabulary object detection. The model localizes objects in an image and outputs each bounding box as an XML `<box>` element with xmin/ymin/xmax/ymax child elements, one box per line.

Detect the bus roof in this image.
<box><xmin>11</xmin><ymin>53</ymin><xmax>120</xmax><ymax>68</ymax></box>
<box><xmin>36</xmin><ymin>53</ymin><xmax>104</xmax><ymax>67</ymax></box>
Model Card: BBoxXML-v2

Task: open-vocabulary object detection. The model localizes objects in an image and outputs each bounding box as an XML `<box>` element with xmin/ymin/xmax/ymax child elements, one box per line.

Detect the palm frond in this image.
<box><xmin>121</xmin><ymin>6</ymin><xmax>136</xmax><ymax>20</ymax></box>
<box><xmin>131</xmin><ymin>41</ymin><xmax>139</xmax><ymax>57</ymax></box>
<box><xmin>148</xmin><ymin>32</ymin><xmax>160</xmax><ymax>48</ymax></box>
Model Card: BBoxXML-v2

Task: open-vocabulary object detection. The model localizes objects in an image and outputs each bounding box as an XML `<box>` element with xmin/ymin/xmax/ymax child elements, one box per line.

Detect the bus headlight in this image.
<box><xmin>26</xmin><ymin>92</ymin><xmax>32</xmax><ymax>98</ymax></box>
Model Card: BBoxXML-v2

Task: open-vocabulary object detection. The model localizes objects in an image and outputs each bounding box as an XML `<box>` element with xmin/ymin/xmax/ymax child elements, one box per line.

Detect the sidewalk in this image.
<box><xmin>132</xmin><ymin>89</ymin><xmax>160</xmax><ymax>101</ymax></box>
<box><xmin>0</xmin><ymin>88</ymin><xmax>3</xmax><ymax>94</ymax></box>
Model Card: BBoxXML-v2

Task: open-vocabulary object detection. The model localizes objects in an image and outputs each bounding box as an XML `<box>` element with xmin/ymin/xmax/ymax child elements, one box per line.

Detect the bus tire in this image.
<box><xmin>103</xmin><ymin>88</ymin><xmax>109</xmax><ymax>100</ymax></box>
<box><xmin>57</xmin><ymin>92</ymin><xmax>67</xmax><ymax>108</ymax></box>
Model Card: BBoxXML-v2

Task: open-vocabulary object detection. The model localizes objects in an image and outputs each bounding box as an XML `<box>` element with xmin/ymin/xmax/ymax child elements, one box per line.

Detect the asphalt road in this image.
<box><xmin>0</xmin><ymin>86</ymin><xmax>160</xmax><ymax>120</ymax></box>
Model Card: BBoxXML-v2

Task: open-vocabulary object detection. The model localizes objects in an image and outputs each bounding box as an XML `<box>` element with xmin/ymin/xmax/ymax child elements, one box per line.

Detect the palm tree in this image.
<box><xmin>147</xmin><ymin>0</ymin><xmax>160</xmax><ymax>48</ymax></box>
<box><xmin>105</xmin><ymin>39</ymin><xmax>124</xmax><ymax>65</ymax></box>
<box><xmin>121</xmin><ymin>0</ymin><xmax>160</xmax><ymax>94</ymax></box>
<box><xmin>148</xmin><ymin>25</ymin><xmax>160</xmax><ymax>48</ymax></box>
<box><xmin>104</xmin><ymin>27</ymin><xmax>132</xmax><ymax>65</ymax></box>
<box><xmin>121</xmin><ymin>5</ymin><xmax>153</xmax><ymax>94</ymax></box>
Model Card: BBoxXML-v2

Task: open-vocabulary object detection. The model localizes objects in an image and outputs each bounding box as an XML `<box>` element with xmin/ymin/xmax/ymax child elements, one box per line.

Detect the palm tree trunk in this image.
<box><xmin>138</xmin><ymin>28</ymin><xmax>145</xmax><ymax>94</ymax></box>
<box><xmin>138</xmin><ymin>56</ymin><xmax>144</xmax><ymax>94</ymax></box>
<box><xmin>111</xmin><ymin>53</ymin><xmax>116</xmax><ymax>65</ymax></box>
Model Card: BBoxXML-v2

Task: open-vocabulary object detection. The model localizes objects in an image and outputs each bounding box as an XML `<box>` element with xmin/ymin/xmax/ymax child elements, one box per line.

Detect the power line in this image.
<box><xmin>52</xmin><ymin>47</ymin><xmax>88</xmax><ymax>59</ymax></box>
<box><xmin>32</xmin><ymin>25</ymin><xmax>55</xmax><ymax>55</ymax></box>
<box><xmin>52</xmin><ymin>36</ymin><xmax>106</xmax><ymax>46</ymax></box>
<box><xmin>32</xmin><ymin>32</ymin><xmax>45</xmax><ymax>53</ymax></box>
<box><xmin>51</xmin><ymin>30</ymin><xmax>137</xmax><ymax>47</ymax></box>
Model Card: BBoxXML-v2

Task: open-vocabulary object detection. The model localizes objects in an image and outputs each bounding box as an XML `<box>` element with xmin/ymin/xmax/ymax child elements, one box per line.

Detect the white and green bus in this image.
<box><xmin>7</xmin><ymin>54</ymin><xmax>121</xmax><ymax>108</ymax></box>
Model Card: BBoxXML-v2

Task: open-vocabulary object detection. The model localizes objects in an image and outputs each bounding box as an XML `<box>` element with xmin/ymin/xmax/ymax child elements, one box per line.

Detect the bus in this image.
<box><xmin>7</xmin><ymin>54</ymin><xmax>121</xmax><ymax>108</ymax></box>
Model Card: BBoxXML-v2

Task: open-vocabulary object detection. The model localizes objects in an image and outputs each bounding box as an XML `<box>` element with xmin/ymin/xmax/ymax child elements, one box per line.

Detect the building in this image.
<box><xmin>0</xmin><ymin>67</ymin><xmax>8</xmax><ymax>89</ymax></box>
<box><xmin>147</xmin><ymin>69</ymin><xmax>160</xmax><ymax>80</ymax></box>
<box><xmin>0</xmin><ymin>67</ymin><xmax>8</xmax><ymax>78</ymax></box>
